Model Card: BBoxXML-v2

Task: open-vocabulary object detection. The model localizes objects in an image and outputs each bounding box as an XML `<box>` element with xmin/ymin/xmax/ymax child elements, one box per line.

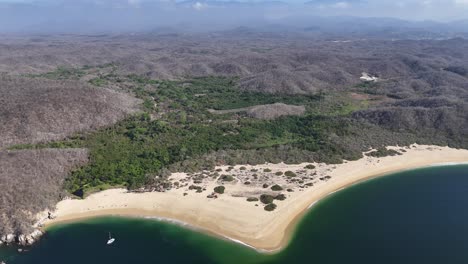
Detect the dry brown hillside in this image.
<box><xmin>0</xmin><ymin>148</ymin><xmax>88</xmax><ymax>235</ymax></box>
<box><xmin>1</xmin><ymin>34</ymin><xmax>467</xmax><ymax>95</ymax></box>
<box><xmin>0</xmin><ymin>76</ymin><xmax>141</xmax><ymax>149</ymax></box>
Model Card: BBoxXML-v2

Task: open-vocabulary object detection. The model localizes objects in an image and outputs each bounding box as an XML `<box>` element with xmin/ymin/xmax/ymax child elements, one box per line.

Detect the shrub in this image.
<box><xmin>263</xmin><ymin>168</ymin><xmax>272</xmax><ymax>172</ymax></box>
<box><xmin>275</xmin><ymin>194</ymin><xmax>286</xmax><ymax>201</ymax></box>
<box><xmin>214</xmin><ymin>186</ymin><xmax>225</xmax><ymax>194</ymax></box>
<box><xmin>220</xmin><ymin>175</ymin><xmax>234</xmax><ymax>182</ymax></box>
<box><xmin>239</xmin><ymin>166</ymin><xmax>247</xmax><ymax>170</ymax></box>
<box><xmin>264</xmin><ymin>203</ymin><xmax>277</xmax><ymax>211</ymax></box>
<box><xmin>260</xmin><ymin>194</ymin><xmax>275</xmax><ymax>204</ymax></box>
<box><xmin>275</xmin><ymin>171</ymin><xmax>283</xmax><ymax>176</ymax></box>
<box><xmin>247</xmin><ymin>197</ymin><xmax>259</xmax><ymax>202</ymax></box>
<box><xmin>189</xmin><ymin>185</ymin><xmax>202</xmax><ymax>191</ymax></box>
<box><xmin>284</xmin><ymin>171</ymin><xmax>296</xmax><ymax>177</ymax></box>
<box><xmin>244</xmin><ymin>181</ymin><xmax>251</xmax><ymax>185</ymax></box>
<box><xmin>271</xmin><ymin>184</ymin><xmax>283</xmax><ymax>191</ymax></box>
<box><xmin>305</xmin><ymin>164</ymin><xmax>316</xmax><ymax>169</ymax></box>
<box><xmin>262</xmin><ymin>183</ymin><xmax>269</xmax><ymax>188</ymax></box>
<box><xmin>366</xmin><ymin>148</ymin><xmax>401</xmax><ymax>158</ymax></box>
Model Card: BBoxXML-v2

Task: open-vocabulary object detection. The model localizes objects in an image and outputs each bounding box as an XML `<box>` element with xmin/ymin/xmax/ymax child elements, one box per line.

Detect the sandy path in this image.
<box><xmin>42</xmin><ymin>144</ymin><xmax>468</xmax><ymax>252</ymax></box>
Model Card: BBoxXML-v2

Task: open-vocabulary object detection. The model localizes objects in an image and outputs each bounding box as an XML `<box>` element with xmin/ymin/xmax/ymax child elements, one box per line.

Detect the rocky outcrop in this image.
<box><xmin>0</xmin><ymin>229</ymin><xmax>43</xmax><ymax>246</ymax></box>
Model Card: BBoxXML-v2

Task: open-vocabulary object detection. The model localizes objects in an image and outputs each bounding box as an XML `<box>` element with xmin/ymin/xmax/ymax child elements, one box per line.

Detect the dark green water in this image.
<box><xmin>1</xmin><ymin>165</ymin><xmax>468</xmax><ymax>264</ymax></box>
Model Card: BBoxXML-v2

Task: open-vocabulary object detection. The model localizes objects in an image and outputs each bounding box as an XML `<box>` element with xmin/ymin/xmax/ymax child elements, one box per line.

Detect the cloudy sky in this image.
<box><xmin>0</xmin><ymin>0</ymin><xmax>467</xmax><ymax>33</ymax></box>
<box><xmin>0</xmin><ymin>0</ymin><xmax>467</xmax><ymax>21</ymax></box>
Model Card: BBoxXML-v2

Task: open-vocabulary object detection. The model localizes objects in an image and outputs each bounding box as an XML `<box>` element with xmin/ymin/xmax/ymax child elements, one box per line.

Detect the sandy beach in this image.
<box><xmin>42</xmin><ymin>144</ymin><xmax>468</xmax><ymax>252</ymax></box>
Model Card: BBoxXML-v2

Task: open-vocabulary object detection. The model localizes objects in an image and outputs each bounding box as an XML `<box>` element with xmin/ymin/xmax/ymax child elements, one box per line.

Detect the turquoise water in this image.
<box><xmin>1</xmin><ymin>165</ymin><xmax>468</xmax><ymax>264</ymax></box>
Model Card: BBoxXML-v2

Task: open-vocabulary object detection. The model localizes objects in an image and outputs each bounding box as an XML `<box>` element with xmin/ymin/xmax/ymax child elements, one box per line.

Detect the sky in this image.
<box><xmin>0</xmin><ymin>0</ymin><xmax>467</xmax><ymax>33</ymax></box>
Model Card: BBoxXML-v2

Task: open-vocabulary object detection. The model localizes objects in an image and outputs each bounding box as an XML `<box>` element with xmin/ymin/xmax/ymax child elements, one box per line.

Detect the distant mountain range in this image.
<box><xmin>0</xmin><ymin>0</ymin><xmax>467</xmax><ymax>36</ymax></box>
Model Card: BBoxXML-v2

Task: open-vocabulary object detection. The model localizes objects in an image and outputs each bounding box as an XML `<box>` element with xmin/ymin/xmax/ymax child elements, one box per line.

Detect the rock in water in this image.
<box><xmin>5</xmin><ymin>234</ymin><xmax>15</xmax><ymax>243</ymax></box>
<box><xmin>26</xmin><ymin>229</ymin><xmax>43</xmax><ymax>245</ymax></box>
<box><xmin>18</xmin><ymin>235</ymin><xmax>27</xmax><ymax>246</ymax></box>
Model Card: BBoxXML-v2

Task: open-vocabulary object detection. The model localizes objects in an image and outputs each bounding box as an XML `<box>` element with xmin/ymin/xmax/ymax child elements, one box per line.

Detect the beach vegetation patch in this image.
<box><xmin>220</xmin><ymin>175</ymin><xmax>235</xmax><ymax>182</ymax></box>
<box><xmin>285</xmin><ymin>171</ymin><xmax>297</xmax><ymax>177</ymax></box>
<box><xmin>264</xmin><ymin>203</ymin><xmax>277</xmax><ymax>211</ymax></box>
<box><xmin>271</xmin><ymin>184</ymin><xmax>283</xmax><ymax>191</ymax></box>
<box><xmin>260</xmin><ymin>194</ymin><xmax>275</xmax><ymax>204</ymax></box>
<box><xmin>214</xmin><ymin>186</ymin><xmax>225</xmax><ymax>194</ymax></box>
<box><xmin>366</xmin><ymin>148</ymin><xmax>401</xmax><ymax>158</ymax></box>
<box><xmin>275</xmin><ymin>194</ymin><xmax>286</xmax><ymax>200</ymax></box>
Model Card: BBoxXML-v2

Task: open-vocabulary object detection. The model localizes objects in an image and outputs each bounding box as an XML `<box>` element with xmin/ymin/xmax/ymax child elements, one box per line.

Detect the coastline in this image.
<box><xmin>41</xmin><ymin>145</ymin><xmax>468</xmax><ymax>252</ymax></box>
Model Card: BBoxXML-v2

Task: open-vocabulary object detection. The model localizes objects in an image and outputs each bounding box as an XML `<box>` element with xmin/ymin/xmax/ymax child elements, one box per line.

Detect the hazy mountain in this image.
<box><xmin>0</xmin><ymin>0</ymin><xmax>468</xmax><ymax>34</ymax></box>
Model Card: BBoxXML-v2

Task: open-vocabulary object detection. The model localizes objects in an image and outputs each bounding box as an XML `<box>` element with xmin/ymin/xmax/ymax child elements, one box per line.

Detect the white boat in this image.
<box><xmin>106</xmin><ymin>232</ymin><xmax>115</xmax><ymax>245</ymax></box>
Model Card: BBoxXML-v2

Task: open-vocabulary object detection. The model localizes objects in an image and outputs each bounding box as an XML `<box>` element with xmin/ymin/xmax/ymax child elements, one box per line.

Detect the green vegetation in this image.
<box><xmin>220</xmin><ymin>175</ymin><xmax>235</xmax><ymax>182</ymax></box>
<box><xmin>353</xmin><ymin>81</ymin><xmax>383</xmax><ymax>95</ymax></box>
<box><xmin>305</xmin><ymin>164</ymin><xmax>316</xmax><ymax>169</ymax></box>
<box><xmin>27</xmin><ymin>66</ymin><xmax>85</xmax><ymax>80</ymax></box>
<box><xmin>247</xmin><ymin>197</ymin><xmax>259</xmax><ymax>202</ymax></box>
<box><xmin>275</xmin><ymin>194</ymin><xmax>286</xmax><ymax>201</ymax></box>
<box><xmin>88</xmin><ymin>77</ymin><xmax>107</xmax><ymax>87</ymax></box>
<box><xmin>214</xmin><ymin>186</ymin><xmax>225</xmax><ymax>194</ymax></box>
<box><xmin>13</xmin><ymin>68</ymin><xmax>398</xmax><ymax>196</ymax></box>
<box><xmin>189</xmin><ymin>185</ymin><xmax>203</xmax><ymax>192</ymax></box>
<box><xmin>275</xmin><ymin>171</ymin><xmax>283</xmax><ymax>176</ymax></box>
<box><xmin>284</xmin><ymin>171</ymin><xmax>297</xmax><ymax>178</ymax></box>
<box><xmin>271</xmin><ymin>184</ymin><xmax>283</xmax><ymax>191</ymax></box>
<box><xmin>264</xmin><ymin>203</ymin><xmax>277</xmax><ymax>211</ymax></box>
<box><xmin>260</xmin><ymin>194</ymin><xmax>275</xmax><ymax>204</ymax></box>
<box><xmin>366</xmin><ymin>148</ymin><xmax>401</xmax><ymax>158</ymax></box>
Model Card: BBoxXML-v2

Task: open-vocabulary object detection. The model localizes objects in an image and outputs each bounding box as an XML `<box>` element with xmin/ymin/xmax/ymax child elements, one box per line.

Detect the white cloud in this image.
<box><xmin>331</xmin><ymin>1</ymin><xmax>350</xmax><ymax>8</ymax></box>
<box><xmin>192</xmin><ymin>1</ymin><xmax>207</xmax><ymax>10</ymax></box>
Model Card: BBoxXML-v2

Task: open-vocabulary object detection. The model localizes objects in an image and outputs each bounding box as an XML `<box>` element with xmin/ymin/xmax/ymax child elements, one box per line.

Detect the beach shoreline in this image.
<box><xmin>41</xmin><ymin>145</ymin><xmax>468</xmax><ymax>252</ymax></box>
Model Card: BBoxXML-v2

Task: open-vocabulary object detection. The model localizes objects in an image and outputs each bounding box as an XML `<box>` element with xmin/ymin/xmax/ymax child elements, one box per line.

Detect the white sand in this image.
<box><xmin>42</xmin><ymin>144</ymin><xmax>468</xmax><ymax>251</ymax></box>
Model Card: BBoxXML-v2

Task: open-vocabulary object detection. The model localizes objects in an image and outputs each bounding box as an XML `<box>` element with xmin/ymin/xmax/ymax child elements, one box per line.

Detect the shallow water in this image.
<box><xmin>1</xmin><ymin>165</ymin><xmax>468</xmax><ymax>264</ymax></box>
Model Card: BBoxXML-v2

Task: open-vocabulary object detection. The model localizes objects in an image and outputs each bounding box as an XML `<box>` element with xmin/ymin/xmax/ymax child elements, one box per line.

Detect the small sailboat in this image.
<box><xmin>106</xmin><ymin>232</ymin><xmax>115</xmax><ymax>245</ymax></box>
